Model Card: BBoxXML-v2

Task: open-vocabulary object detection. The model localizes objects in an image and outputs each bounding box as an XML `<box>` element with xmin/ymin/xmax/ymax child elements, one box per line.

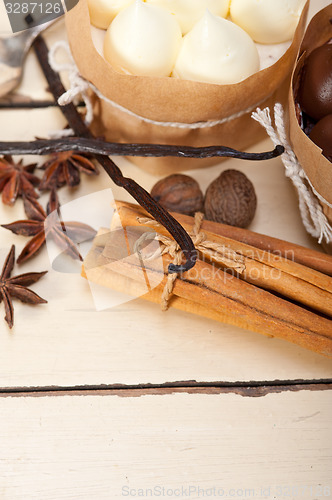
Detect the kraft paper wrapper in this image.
<box><xmin>288</xmin><ymin>4</ymin><xmax>332</xmax><ymax>227</ymax></box>
<box><xmin>66</xmin><ymin>0</ymin><xmax>309</xmax><ymax>175</ymax></box>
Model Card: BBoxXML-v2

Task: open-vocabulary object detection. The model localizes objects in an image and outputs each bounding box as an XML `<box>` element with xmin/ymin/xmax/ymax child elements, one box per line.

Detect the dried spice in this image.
<box><xmin>1</xmin><ymin>191</ymin><xmax>97</xmax><ymax>264</ymax></box>
<box><xmin>204</xmin><ymin>169</ymin><xmax>257</xmax><ymax>228</ymax></box>
<box><xmin>151</xmin><ymin>174</ymin><xmax>204</xmax><ymax>216</ymax></box>
<box><xmin>85</xmin><ymin>202</ymin><xmax>332</xmax><ymax>357</ymax></box>
<box><xmin>0</xmin><ymin>137</ymin><xmax>284</xmax><ymax>162</ymax></box>
<box><xmin>0</xmin><ymin>155</ymin><xmax>39</xmax><ymax>205</ymax></box>
<box><xmin>0</xmin><ymin>245</ymin><xmax>47</xmax><ymax>328</ymax></box>
<box><xmin>39</xmin><ymin>150</ymin><xmax>99</xmax><ymax>190</ymax></box>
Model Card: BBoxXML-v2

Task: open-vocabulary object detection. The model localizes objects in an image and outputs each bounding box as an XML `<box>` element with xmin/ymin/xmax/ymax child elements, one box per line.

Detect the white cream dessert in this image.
<box><xmin>88</xmin><ymin>0</ymin><xmax>134</xmax><ymax>29</ymax></box>
<box><xmin>230</xmin><ymin>0</ymin><xmax>306</xmax><ymax>44</ymax></box>
<box><xmin>146</xmin><ymin>0</ymin><xmax>230</xmax><ymax>34</ymax></box>
<box><xmin>103</xmin><ymin>0</ymin><xmax>182</xmax><ymax>77</ymax></box>
<box><xmin>173</xmin><ymin>10</ymin><xmax>260</xmax><ymax>85</ymax></box>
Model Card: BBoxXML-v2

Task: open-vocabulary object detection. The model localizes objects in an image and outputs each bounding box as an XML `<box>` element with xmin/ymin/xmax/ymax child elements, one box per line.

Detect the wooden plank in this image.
<box><xmin>0</xmin><ymin>108</ymin><xmax>332</xmax><ymax>386</ymax></box>
<box><xmin>1</xmin><ymin>0</ymin><xmax>332</xmax><ymax>388</ymax></box>
<box><xmin>0</xmin><ymin>391</ymin><xmax>331</xmax><ymax>499</ymax></box>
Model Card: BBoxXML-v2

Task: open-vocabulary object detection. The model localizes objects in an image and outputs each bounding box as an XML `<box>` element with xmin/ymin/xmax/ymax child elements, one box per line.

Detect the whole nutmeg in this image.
<box><xmin>204</xmin><ymin>169</ymin><xmax>257</xmax><ymax>228</ymax></box>
<box><xmin>151</xmin><ymin>174</ymin><xmax>204</xmax><ymax>216</ymax></box>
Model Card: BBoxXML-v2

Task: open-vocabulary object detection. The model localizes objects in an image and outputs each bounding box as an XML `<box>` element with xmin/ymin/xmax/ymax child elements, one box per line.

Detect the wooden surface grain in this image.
<box><xmin>0</xmin><ymin>391</ymin><xmax>331</xmax><ymax>500</ymax></box>
<box><xmin>0</xmin><ymin>106</ymin><xmax>331</xmax><ymax>387</ymax></box>
<box><xmin>0</xmin><ymin>1</ymin><xmax>331</xmax><ymax>497</ymax></box>
<box><xmin>0</xmin><ymin>3</ymin><xmax>331</xmax><ymax>388</ymax></box>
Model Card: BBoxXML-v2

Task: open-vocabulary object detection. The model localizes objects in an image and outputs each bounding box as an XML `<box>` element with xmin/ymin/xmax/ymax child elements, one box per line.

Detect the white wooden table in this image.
<box><xmin>0</xmin><ymin>2</ymin><xmax>331</xmax><ymax>498</ymax></box>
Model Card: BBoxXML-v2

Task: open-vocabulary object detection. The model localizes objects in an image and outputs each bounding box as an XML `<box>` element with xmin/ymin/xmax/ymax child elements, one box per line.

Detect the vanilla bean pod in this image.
<box><xmin>0</xmin><ymin>137</ymin><xmax>284</xmax><ymax>159</ymax></box>
<box><xmin>32</xmin><ymin>35</ymin><xmax>196</xmax><ymax>273</ymax></box>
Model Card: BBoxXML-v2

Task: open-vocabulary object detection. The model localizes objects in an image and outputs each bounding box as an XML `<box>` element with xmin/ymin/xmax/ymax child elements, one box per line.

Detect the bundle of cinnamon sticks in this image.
<box><xmin>82</xmin><ymin>201</ymin><xmax>332</xmax><ymax>357</ymax></box>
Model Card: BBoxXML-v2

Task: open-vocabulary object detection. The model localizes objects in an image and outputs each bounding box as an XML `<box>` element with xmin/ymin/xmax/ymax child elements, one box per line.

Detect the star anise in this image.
<box><xmin>39</xmin><ymin>150</ymin><xmax>99</xmax><ymax>190</ymax></box>
<box><xmin>0</xmin><ymin>155</ymin><xmax>40</xmax><ymax>205</ymax></box>
<box><xmin>0</xmin><ymin>245</ymin><xmax>47</xmax><ymax>328</ymax></box>
<box><xmin>1</xmin><ymin>190</ymin><xmax>97</xmax><ymax>264</ymax></box>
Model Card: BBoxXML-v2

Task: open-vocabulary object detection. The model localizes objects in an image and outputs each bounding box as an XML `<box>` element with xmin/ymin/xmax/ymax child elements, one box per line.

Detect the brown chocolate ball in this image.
<box><xmin>298</xmin><ymin>44</ymin><xmax>332</xmax><ymax>121</ymax></box>
<box><xmin>309</xmin><ymin>114</ymin><xmax>332</xmax><ymax>162</ymax></box>
<box><xmin>204</xmin><ymin>169</ymin><xmax>257</xmax><ymax>228</ymax></box>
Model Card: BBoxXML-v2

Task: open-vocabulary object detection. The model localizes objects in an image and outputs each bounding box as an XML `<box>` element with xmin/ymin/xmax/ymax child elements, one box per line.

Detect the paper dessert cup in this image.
<box><xmin>66</xmin><ymin>0</ymin><xmax>309</xmax><ymax>176</ymax></box>
<box><xmin>288</xmin><ymin>4</ymin><xmax>332</xmax><ymax>229</ymax></box>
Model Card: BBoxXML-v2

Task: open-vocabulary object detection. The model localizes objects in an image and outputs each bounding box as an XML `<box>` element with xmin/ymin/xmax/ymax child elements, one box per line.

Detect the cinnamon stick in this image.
<box><xmin>115</xmin><ymin>202</ymin><xmax>332</xmax><ymax>317</ymax></box>
<box><xmin>116</xmin><ymin>201</ymin><xmax>332</xmax><ymax>276</ymax></box>
<box><xmin>83</xmin><ymin>226</ymin><xmax>332</xmax><ymax>357</ymax></box>
<box><xmin>83</xmin><ymin>229</ymin><xmax>272</xmax><ymax>337</ymax></box>
<box><xmin>186</xmin><ymin>215</ymin><xmax>332</xmax><ymax>277</ymax></box>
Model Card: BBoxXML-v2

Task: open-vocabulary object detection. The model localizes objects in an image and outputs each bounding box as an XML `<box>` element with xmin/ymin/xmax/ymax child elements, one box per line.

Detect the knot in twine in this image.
<box><xmin>136</xmin><ymin>213</ymin><xmax>246</xmax><ymax>311</ymax></box>
<box><xmin>252</xmin><ymin>103</ymin><xmax>332</xmax><ymax>244</ymax></box>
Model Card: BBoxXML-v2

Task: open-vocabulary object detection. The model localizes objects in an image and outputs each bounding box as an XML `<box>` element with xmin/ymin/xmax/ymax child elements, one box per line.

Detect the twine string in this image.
<box><xmin>136</xmin><ymin>213</ymin><xmax>246</xmax><ymax>311</ymax></box>
<box><xmin>252</xmin><ymin>103</ymin><xmax>332</xmax><ymax>244</ymax></box>
<box><xmin>48</xmin><ymin>41</ymin><xmax>94</xmax><ymax>138</ymax></box>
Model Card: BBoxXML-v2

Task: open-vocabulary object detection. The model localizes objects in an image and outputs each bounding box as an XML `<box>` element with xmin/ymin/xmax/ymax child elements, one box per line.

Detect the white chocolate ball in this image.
<box><xmin>230</xmin><ymin>0</ymin><xmax>306</xmax><ymax>44</ymax></box>
<box><xmin>88</xmin><ymin>0</ymin><xmax>134</xmax><ymax>29</ymax></box>
<box><xmin>146</xmin><ymin>0</ymin><xmax>230</xmax><ymax>34</ymax></box>
<box><xmin>173</xmin><ymin>10</ymin><xmax>260</xmax><ymax>85</ymax></box>
<box><xmin>103</xmin><ymin>0</ymin><xmax>182</xmax><ymax>77</ymax></box>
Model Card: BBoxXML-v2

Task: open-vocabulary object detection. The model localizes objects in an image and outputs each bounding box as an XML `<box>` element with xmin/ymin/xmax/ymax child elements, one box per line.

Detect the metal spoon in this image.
<box><xmin>0</xmin><ymin>16</ymin><xmax>62</xmax><ymax>97</ymax></box>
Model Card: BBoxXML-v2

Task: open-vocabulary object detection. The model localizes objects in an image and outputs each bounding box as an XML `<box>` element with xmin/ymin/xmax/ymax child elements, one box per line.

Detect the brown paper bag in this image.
<box><xmin>288</xmin><ymin>4</ymin><xmax>332</xmax><ymax>227</ymax></box>
<box><xmin>66</xmin><ymin>0</ymin><xmax>309</xmax><ymax>175</ymax></box>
